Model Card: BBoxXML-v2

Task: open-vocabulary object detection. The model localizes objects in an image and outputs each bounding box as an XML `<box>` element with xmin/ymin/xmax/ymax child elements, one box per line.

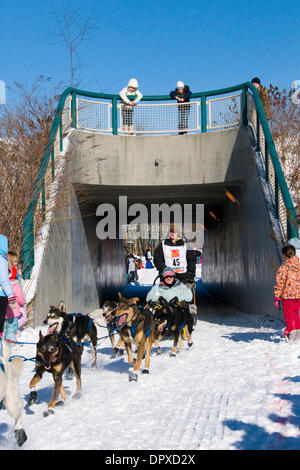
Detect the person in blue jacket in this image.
<box><xmin>0</xmin><ymin>234</ymin><xmax>16</xmax><ymax>339</ymax></box>
<box><xmin>146</xmin><ymin>267</ymin><xmax>193</xmax><ymax>305</ymax></box>
<box><xmin>170</xmin><ymin>81</ymin><xmax>192</xmax><ymax>134</ymax></box>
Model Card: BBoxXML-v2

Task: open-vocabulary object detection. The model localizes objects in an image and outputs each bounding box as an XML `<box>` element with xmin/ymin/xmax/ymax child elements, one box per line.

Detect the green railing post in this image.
<box><xmin>112</xmin><ymin>97</ymin><xmax>118</xmax><ymax>135</ymax></box>
<box><xmin>71</xmin><ymin>92</ymin><xmax>77</xmax><ymax>129</ymax></box>
<box><xmin>201</xmin><ymin>95</ymin><xmax>207</xmax><ymax>133</ymax></box>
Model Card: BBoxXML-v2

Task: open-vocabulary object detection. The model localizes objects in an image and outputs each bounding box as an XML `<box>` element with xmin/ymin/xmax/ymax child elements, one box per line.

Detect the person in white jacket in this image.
<box><xmin>119</xmin><ymin>78</ymin><xmax>143</xmax><ymax>134</ymax></box>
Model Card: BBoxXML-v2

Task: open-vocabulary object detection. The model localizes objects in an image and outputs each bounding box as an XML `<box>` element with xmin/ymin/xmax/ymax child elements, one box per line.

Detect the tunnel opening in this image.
<box><xmin>74</xmin><ymin>182</ymin><xmax>243</xmax><ymax>306</ymax></box>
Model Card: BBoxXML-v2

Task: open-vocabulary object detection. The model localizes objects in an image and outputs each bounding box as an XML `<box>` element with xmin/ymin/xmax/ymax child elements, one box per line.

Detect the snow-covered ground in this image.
<box><xmin>1</xmin><ymin>295</ymin><xmax>300</xmax><ymax>451</ymax></box>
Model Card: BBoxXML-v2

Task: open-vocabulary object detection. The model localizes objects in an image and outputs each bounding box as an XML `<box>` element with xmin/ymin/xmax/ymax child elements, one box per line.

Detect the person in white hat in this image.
<box><xmin>119</xmin><ymin>78</ymin><xmax>143</xmax><ymax>134</ymax></box>
<box><xmin>170</xmin><ymin>81</ymin><xmax>192</xmax><ymax>134</ymax></box>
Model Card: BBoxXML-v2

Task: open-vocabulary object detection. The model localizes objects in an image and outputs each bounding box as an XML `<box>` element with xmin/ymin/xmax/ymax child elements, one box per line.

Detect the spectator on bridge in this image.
<box><xmin>153</xmin><ymin>223</ymin><xmax>196</xmax><ymax>289</ymax></box>
<box><xmin>0</xmin><ymin>234</ymin><xmax>16</xmax><ymax>340</ymax></box>
<box><xmin>119</xmin><ymin>78</ymin><xmax>143</xmax><ymax>135</ymax></box>
<box><xmin>251</xmin><ymin>77</ymin><xmax>272</xmax><ymax>121</ymax></box>
<box><xmin>170</xmin><ymin>81</ymin><xmax>192</xmax><ymax>135</ymax></box>
<box><xmin>274</xmin><ymin>245</ymin><xmax>300</xmax><ymax>339</ymax></box>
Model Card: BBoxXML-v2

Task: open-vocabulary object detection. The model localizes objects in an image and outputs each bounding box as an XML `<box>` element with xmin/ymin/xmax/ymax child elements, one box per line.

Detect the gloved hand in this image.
<box><xmin>157</xmin><ymin>296</ymin><xmax>168</xmax><ymax>307</ymax></box>
<box><xmin>274</xmin><ymin>297</ymin><xmax>281</xmax><ymax>310</ymax></box>
<box><xmin>8</xmin><ymin>296</ymin><xmax>16</xmax><ymax>310</ymax></box>
<box><xmin>169</xmin><ymin>296</ymin><xmax>179</xmax><ymax>307</ymax></box>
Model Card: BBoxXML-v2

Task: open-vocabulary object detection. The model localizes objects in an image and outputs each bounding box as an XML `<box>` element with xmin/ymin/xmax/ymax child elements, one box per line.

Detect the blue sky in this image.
<box><xmin>1</xmin><ymin>0</ymin><xmax>299</xmax><ymax>103</ymax></box>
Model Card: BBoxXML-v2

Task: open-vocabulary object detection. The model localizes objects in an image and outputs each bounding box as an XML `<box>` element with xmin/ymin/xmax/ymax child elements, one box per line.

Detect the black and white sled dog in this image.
<box><xmin>0</xmin><ymin>340</ymin><xmax>27</xmax><ymax>447</ymax></box>
<box><xmin>43</xmin><ymin>301</ymin><xmax>98</xmax><ymax>369</ymax></box>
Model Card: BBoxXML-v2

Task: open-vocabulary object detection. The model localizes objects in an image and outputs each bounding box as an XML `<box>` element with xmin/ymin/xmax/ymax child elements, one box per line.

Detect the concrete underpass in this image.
<box><xmin>31</xmin><ymin>125</ymin><xmax>282</xmax><ymax>325</ymax></box>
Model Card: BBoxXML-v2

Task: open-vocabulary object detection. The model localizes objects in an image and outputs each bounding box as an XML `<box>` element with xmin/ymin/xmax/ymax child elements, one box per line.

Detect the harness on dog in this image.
<box><xmin>128</xmin><ymin>320</ymin><xmax>151</xmax><ymax>339</ymax></box>
<box><xmin>59</xmin><ymin>335</ymin><xmax>74</xmax><ymax>353</ymax></box>
<box><xmin>67</xmin><ymin>313</ymin><xmax>93</xmax><ymax>336</ymax></box>
<box><xmin>129</xmin><ymin>320</ymin><xmax>139</xmax><ymax>339</ymax></box>
<box><xmin>117</xmin><ymin>306</ymin><xmax>152</xmax><ymax>339</ymax></box>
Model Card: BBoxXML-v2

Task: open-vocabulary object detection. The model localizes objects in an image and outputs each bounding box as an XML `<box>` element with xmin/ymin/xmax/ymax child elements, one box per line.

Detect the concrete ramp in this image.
<box><xmin>28</xmin><ymin>125</ymin><xmax>285</xmax><ymax>325</ymax></box>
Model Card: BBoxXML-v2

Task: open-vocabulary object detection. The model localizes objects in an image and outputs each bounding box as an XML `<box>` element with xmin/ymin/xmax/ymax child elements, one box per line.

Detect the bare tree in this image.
<box><xmin>0</xmin><ymin>77</ymin><xmax>58</xmax><ymax>254</ymax></box>
<box><xmin>50</xmin><ymin>0</ymin><xmax>98</xmax><ymax>87</ymax></box>
<box><xmin>268</xmin><ymin>84</ymin><xmax>300</xmax><ymax>224</ymax></box>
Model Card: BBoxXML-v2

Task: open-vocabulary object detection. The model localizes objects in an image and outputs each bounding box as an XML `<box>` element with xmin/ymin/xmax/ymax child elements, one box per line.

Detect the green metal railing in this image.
<box><xmin>21</xmin><ymin>82</ymin><xmax>299</xmax><ymax>279</ymax></box>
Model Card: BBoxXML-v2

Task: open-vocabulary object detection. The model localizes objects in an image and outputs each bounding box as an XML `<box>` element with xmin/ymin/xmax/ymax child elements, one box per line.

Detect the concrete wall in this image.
<box><xmin>34</xmin><ymin>204</ymin><xmax>72</xmax><ymax>324</ymax></box>
<box><xmin>33</xmin><ymin>193</ymin><xmax>100</xmax><ymax>325</ymax></box>
<box><xmin>202</xmin><ymin>127</ymin><xmax>282</xmax><ymax>318</ymax></box>
<box><xmin>68</xmin><ymin>128</ymin><xmax>241</xmax><ymax>186</ymax></box>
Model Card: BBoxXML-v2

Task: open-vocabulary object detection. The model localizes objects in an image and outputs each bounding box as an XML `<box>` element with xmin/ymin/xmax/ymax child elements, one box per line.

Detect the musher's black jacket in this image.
<box><xmin>153</xmin><ymin>239</ymin><xmax>196</xmax><ymax>284</ymax></box>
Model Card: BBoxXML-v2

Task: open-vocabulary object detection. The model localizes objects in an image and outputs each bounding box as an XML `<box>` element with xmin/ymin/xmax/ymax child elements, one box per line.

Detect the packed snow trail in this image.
<box><xmin>1</xmin><ymin>300</ymin><xmax>300</xmax><ymax>450</ymax></box>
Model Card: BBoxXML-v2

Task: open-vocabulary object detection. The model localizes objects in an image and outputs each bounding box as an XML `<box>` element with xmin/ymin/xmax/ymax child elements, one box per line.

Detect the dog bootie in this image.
<box><xmin>43</xmin><ymin>408</ymin><xmax>55</xmax><ymax>418</ymax></box>
<box><xmin>28</xmin><ymin>391</ymin><xmax>38</xmax><ymax>406</ymax></box>
<box><xmin>129</xmin><ymin>371</ymin><xmax>138</xmax><ymax>382</ymax></box>
<box><xmin>15</xmin><ymin>428</ymin><xmax>27</xmax><ymax>447</ymax></box>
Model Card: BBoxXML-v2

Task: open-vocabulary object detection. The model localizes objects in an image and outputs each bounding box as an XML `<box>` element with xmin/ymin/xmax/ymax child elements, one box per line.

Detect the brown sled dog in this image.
<box><xmin>104</xmin><ymin>293</ymin><xmax>155</xmax><ymax>382</ymax></box>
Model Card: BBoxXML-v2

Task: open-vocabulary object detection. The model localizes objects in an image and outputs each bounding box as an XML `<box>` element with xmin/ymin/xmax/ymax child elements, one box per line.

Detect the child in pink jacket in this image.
<box><xmin>274</xmin><ymin>245</ymin><xmax>300</xmax><ymax>339</ymax></box>
<box><xmin>3</xmin><ymin>266</ymin><xmax>26</xmax><ymax>342</ymax></box>
<box><xmin>7</xmin><ymin>251</ymin><xmax>28</xmax><ymax>337</ymax></box>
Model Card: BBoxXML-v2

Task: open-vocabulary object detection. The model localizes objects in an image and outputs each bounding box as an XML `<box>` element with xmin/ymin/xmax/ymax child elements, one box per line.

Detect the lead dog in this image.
<box><xmin>104</xmin><ymin>294</ymin><xmax>155</xmax><ymax>382</ymax></box>
<box><xmin>28</xmin><ymin>331</ymin><xmax>82</xmax><ymax>417</ymax></box>
<box><xmin>44</xmin><ymin>301</ymin><xmax>98</xmax><ymax>369</ymax></box>
<box><xmin>0</xmin><ymin>340</ymin><xmax>27</xmax><ymax>446</ymax></box>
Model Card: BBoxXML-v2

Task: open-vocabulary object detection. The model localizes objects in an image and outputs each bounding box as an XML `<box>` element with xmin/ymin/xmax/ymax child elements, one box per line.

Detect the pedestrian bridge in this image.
<box><xmin>21</xmin><ymin>82</ymin><xmax>299</xmax><ymax>325</ymax></box>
